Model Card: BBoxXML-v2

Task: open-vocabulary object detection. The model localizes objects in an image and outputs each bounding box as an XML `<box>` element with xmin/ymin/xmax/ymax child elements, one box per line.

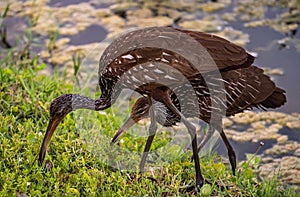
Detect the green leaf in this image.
<box><xmin>1</xmin><ymin>2</ymin><xmax>10</xmax><ymax>19</ymax></box>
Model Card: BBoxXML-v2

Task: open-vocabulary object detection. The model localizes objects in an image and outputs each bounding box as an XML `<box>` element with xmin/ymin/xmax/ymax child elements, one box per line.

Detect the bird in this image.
<box><xmin>38</xmin><ymin>26</ymin><xmax>286</xmax><ymax>190</ymax></box>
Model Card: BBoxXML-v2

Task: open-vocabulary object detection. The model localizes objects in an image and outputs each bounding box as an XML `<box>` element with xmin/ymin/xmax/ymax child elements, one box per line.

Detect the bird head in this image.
<box><xmin>110</xmin><ymin>97</ymin><xmax>150</xmax><ymax>145</ymax></box>
<box><xmin>39</xmin><ymin>94</ymin><xmax>74</xmax><ymax>164</ymax></box>
<box><xmin>50</xmin><ymin>94</ymin><xmax>74</xmax><ymax>119</ymax></box>
<box><xmin>39</xmin><ymin>93</ymin><xmax>111</xmax><ymax>164</ymax></box>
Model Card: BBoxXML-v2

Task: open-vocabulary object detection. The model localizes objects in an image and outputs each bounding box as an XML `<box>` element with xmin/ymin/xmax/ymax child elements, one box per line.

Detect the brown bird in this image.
<box><xmin>39</xmin><ymin>27</ymin><xmax>286</xmax><ymax>190</ymax></box>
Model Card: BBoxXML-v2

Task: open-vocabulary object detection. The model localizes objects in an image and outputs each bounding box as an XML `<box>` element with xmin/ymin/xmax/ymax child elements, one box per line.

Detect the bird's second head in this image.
<box><xmin>110</xmin><ymin>97</ymin><xmax>151</xmax><ymax>145</ymax></box>
<box><xmin>50</xmin><ymin>94</ymin><xmax>75</xmax><ymax>120</ymax></box>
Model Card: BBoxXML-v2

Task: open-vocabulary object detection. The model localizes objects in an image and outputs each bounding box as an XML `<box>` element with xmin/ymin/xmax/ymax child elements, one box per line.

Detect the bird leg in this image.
<box><xmin>164</xmin><ymin>97</ymin><xmax>204</xmax><ymax>189</ymax></box>
<box><xmin>218</xmin><ymin>129</ymin><xmax>236</xmax><ymax>175</ymax></box>
<box><xmin>195</xmin><ymin>126</ymin><xmax>236</xmax><ymax>175</ymax></box>
<box><xmin>139</xmin><ymin>96</ymin><xmax>158</xmax><ymax>173</ymax></box>
<box><xmin>197</xmin><ymin>125</ymin><xmax>215</xmax><ymax>153</ymax></box>
<box><xmin>190</xmin><ymin>125</ymin><xmax>215</xmax><ymax>161</ymax></box>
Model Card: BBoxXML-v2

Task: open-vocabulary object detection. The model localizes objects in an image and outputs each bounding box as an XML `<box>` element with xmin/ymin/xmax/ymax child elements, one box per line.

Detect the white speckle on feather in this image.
<box><xmin>164</xmin><ymin>75</ymin><xmax>177</xmax><ymax>80</ymax></box>
<box><xmin>121</xmin><ymin>54</ymin><xmax>134</xmax><ymax>60</ymax></box>
<box><xmin>153</xmin><ymin>68</ymin><xmax>164</xmax><ymax>74</ymax></box>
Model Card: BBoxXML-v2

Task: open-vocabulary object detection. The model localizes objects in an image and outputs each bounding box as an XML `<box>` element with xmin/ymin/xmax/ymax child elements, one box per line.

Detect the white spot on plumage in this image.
<box><xmin>153</xmin><ymin>68</ymin><xmax>164</xmax><ymax>74</ymax></box>
<box><xmin>228</xmin><ymin>85</ymin><xmax>235</xmax><ymax>91</ymax></box>
<box><xmin>206</xmin><ymin>82</ymin><xmax>218</xmax><ymax>87</ymax></box>
<box><xmin>164</xmin><ymin>75</ymin><xmax>177</xmax><ymax>80</ymax></box>
<box><xmin>121</xmin><ymin>54</ymin><xmax>134</xmax><ymax>60</ymax></box>
<box><xmin>249</xmin><ymin>92</ymin><xmax>255</xmax><ymax>99</ymax></box>
<box><xmin>215</xmin><ymin>96</ymin><xmax>227</xmax><ymax>108</ymax></box>
<box><xmin>226</xmin><ymin>93</ymin><xmax>235</xmax><ymax>103</ymax></box>
<box><xmin>158</xmin><ymin>35</ymin><xmax>171</xmax><ymax>39</ymax></box>
<box><xmin>212</xmin><ymin>89</ymin><xmax>224</xmax><ymax>94</ymax></box>
<box><xmin>232</xmin><ymin>91</ymin><xmax>239</xmax><ymax>98</ymax></box>
<box><xmin>235</xmin><ymin>88</ymin><xmax>242</xmax><ymax>94</ymax></box>
<box><xmin>195</xmin><ymin>91</ymin><xmax>203</xmax><ymax>96</ymax></box>
<box><xmin>162</xmin><ymin>52</ymin><xmax>171</xmax><ymax>56</ymax></box>
<box><xmin>144</xmin><ymin>75</ymin><xmax>155</xmax><ymax>81</ymax></box>
<box><xmin>203</xmin><ymin>90</ymin><xmax>210</xmax><ymax>95</ymax></box>
<box><xmin>254</xmin><ymin>79</ymin><xmax>261</xmax><ymax>85</ymax></box>
<box><xmin>247</xmin><ymin>84</ymin><xmax>259</xmax><ymax>93</ymax></box>
<box><xmin>237</xmin><ymin>81</ymin><xmax>245</xmax><ymax>88</ymax></box>
<box><xmin>131</xmin><ymin>76</ymin><xmax>140</xmax><ymax>83</ymax></box>
<box><xmin>161</xmin><ymin>58</ymin><xmax>169</xmax><ymax>63</ymax></box>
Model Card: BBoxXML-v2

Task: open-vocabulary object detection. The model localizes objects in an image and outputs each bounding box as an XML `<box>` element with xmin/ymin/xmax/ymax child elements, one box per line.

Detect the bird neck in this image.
<box><xmin>95</xmin><ymin>95</ymin><xmax>112</xmax><ymax>110</ymax></box>
<box><xmin>71</xmin><ymin>94</ymin><xmax>111</xmax><ymax>111</ymax></box>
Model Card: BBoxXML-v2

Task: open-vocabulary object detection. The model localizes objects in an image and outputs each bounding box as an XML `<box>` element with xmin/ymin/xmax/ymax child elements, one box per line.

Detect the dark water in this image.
<box><xmin>279</xmin><ymin>127</ymin><xmax>300</xmax><ymax>142</ymax></box>
<box><xmin>48</xmin><ymin>0</ymin><xmax>112</xmax><ymax>8</ymax></box>
<box><xmin>215</xmin><ymin>138</ymin><xmax>276</xmax><ymax>161</ymax></box>
<box><xmin>48</xmin><ymin>0</ymin><xmax>90</xmax><ymax>7</ymax></box>
<box><xmin>1</xmin><ymin>16</ymin><xmax>29</xmax><ymax>47</ymax></box>
<box><xmin>69</xmin><ymin>24</ymin><xmax>108</xmax><ymax>45</ymax></box>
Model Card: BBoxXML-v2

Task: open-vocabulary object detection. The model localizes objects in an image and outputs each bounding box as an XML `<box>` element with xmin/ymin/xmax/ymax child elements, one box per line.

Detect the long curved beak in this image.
<box><xmin>110</xmin><ymin>115</ymin><xmax>136</xmax><ymax>146</ymax></box>
<box><xmin>39</xmin><ymin>117</ymin><xmax>61</xmax><ymax>164</ymax></box>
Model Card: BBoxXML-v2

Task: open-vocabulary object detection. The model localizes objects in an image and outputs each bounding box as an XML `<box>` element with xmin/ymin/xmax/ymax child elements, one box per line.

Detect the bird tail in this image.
<box><xmin>259</xmin><ymin>87</ymin><xmax>287</xmax><ymax>109</ymax></box>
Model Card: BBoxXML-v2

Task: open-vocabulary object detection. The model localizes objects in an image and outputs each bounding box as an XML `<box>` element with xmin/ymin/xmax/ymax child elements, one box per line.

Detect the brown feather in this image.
<box><xmin>175</xmin><ymin>28</ymin><xmax>254</xmax><ymax>70</ymax></box>
<box><xmin>259</xmin><ymin>87</ymin><xmax>286</xmax><ymax>109</ymax></box>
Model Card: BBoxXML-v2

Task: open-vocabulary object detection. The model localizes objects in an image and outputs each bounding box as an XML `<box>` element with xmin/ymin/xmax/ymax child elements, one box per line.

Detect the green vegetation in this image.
<box><xmin>0</xmin><ymin>42</ymin><xmax>297</xmax><ymax>197</ymax></box>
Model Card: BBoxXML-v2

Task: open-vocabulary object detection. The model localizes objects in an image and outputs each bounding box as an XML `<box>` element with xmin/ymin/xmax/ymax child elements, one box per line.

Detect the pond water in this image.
<box><xmin>68</xmin><ymin>24</ymin><xmax>108</xmax><ymax>45</ymax></box>
<box><xmin>48</xmin><ymin>0</ymin><xmax>90</xmax><ymax>7</ymax></box>
<box><xmin>48</xmin><ymin>0</ymin><xmax>113</xmax><ymax>8</ymax></box>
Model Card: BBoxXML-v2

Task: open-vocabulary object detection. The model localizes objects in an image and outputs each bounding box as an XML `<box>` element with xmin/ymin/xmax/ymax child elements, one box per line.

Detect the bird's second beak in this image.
<box><xmin>38</xmin><ymin>117</ymin><xmax>61</xmax><ymax>164</ymax></box>
<box><xmin>110</xmin><ymin>115</ymin><xmax>136</xmax><ymax>146</ymax></box>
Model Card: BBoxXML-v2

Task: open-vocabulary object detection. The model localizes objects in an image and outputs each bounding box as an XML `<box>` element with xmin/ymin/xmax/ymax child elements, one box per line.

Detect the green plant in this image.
<box><xmin>47</xmin><ymin>30</ymin><xmax>58</xmax><ymax>53</ymax></box>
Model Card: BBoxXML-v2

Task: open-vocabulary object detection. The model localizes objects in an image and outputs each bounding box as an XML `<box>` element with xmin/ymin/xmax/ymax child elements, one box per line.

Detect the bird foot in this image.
<box><xmin>179</xmin><ymin>184</ymin><xmax>199</xmax><ymax>194</ymax></box>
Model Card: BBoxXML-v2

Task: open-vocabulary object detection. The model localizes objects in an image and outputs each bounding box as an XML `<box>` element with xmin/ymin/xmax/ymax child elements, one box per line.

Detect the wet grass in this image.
<box><xmin>0</xmin><ymin>40</ymin><xmax>298</xmax><ymax>196</ymax></box>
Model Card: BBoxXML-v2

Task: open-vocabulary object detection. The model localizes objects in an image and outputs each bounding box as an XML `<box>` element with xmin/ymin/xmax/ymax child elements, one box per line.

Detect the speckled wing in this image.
<box><xmin>175</xmin><ymin>28</ymin><xmax>255</xmax><ymax>71</ymax></box>
<box><xmin>99</xmin><ymin>26</ymin><xmax>235</xmax><ymax>78</ymax></box>
<box><xmin>174</xmin><ymin>65</ymin><xmax>286</xmax><ymax>122</ymax></box>
<box><xmin>221</xmin><ymin>65</ymin><xmax>286</xmax><ymax>115</ymax></box>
